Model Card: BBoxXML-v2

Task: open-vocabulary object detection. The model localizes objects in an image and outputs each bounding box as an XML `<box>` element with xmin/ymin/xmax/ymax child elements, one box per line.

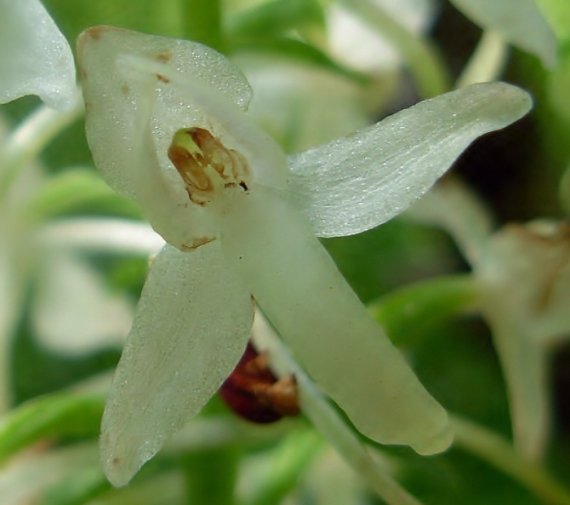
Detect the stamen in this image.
<box><xmin>168</xmin><ymin>127</ymin><xmax>250</xmax><ymax>206</ymax></box>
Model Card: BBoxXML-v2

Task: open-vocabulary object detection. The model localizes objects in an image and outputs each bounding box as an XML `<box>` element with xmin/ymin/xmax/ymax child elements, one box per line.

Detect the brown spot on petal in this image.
<box><xmin>157</xmin><ymin>52</ymin><xmax>172</xmax><ymax>63</ymax></box>
<box><xmin>85</xmin><ymin>26</ymin><xmax>106</xmax><ymax>40</ymax></box>
<box><xmin>181</xmin><ymin>236</ymin><xmax>216</xmax><ymax>251</ymax></box>
<box><xmin>156</xmin><ymin>74</ymin><xmax>170</xmax><ymax>84</ymax></box>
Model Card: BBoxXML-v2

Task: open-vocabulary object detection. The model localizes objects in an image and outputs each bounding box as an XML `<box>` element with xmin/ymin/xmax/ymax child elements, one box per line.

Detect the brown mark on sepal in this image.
<box><xmin>181</xmin><ymin>236</ymin><xmax>216</xmax><ymax>252</ymax></box>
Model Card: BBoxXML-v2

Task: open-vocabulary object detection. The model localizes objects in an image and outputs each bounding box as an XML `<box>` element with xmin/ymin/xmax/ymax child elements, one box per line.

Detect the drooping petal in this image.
<box><xmin>78</xmin><ymin>26</ymin><xmax>288</xmax><ymax>206</ymax></box>
<box><xmin>449</xmin><ymin>0</ymin><xmax>557</xmax><ymax>67</ymax></box>
<box><xmin>287</xmin><ymin>82</ymin><xmax>531</xmax><ymax>238</ymax></box>
<box><xmin>0</xmin><ymin>0</ymin><xmax>76</xmax><ymax>109</ymax></box>
<box><xmin>221</xmin><ymin>187</ymin><xmax>452</xmax><ymax>455</ymax></box>
<box><xmin>100</xmin><ymin>242</ymin><xmax>254</xmax><ymax>487</ymax></box>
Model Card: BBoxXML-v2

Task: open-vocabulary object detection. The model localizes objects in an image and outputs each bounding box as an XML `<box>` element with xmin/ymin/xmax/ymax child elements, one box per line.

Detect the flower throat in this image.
<box><xmin>168</xmin><ymin>127</ymin><xmax>251</xmax><ymax>207</ymax></box>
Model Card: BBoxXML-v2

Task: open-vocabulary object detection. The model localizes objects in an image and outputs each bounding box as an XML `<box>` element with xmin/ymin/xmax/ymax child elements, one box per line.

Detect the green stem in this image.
<box><xmin>248</xmin><ymin>430</ymin><xmax>322</xmax><ymax>505</ymax></box>
<box><xmin>338</xmin><ymin>0</ymin><xmax>451</xmax><ymax>98</ymax></box>
<box><xmin>456</xmin><ymin>30</ymin><xmax>509</xmax><ymax>88</ymax></box>
<box><xmin>451</xmin><ymin>415</ymin><xmax>570</xmax><ymax>505</ymax></box>
<box><xmin>251</xmin><ymin>315</ymin><xmax>426</xmax><ymax>505</ymax></box>
<box><xmin>181</xmin><ymin>446</ymin><xmax>240</xmax><ymax>505</ymax></box>
<box><xmin>0</xmin><ymin>92</ymin><xmax>83</xmax><ymax>199</ymax></box>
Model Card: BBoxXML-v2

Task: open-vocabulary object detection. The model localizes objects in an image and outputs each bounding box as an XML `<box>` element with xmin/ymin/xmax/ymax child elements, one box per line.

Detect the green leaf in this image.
<box><xmin>227</xmin><ymin>0</ymin><xmax>323</xmax><ymax>40</ymax></box>
<box><xmin>0</xmin><ymin>393</ymin><xmax>104</xmax><ymax>464</ymax></box>
<box><xmin>231</xmin><ymin>38</ymin><xmax>368</xmax><ymax>85</ymax></box>
<box><xmin>369</xmin><ymin>275</ymin><xmax>479</xmax><ymax>346</ymax></box>
<box><xmin>24</xmin><ymin>169</ymin><xmax>143</xmax><ymax>221</ymax></box>
<box><xmin>536</xmin><ymin>0</ymin><xmax>570</xmax><ymax>44</ymax></box>
<box><xmin>180</xmin><ymin>0</ymin><xmax>223</xmax><ymax>51</ymax></box>
<box><xmin>39</xmin><ymin>466</ymin><xmax>110</xmax><ymax>505</ymax></box>
<box><xmin>43</xmin><ymin>0</ymin><xmax>184</xmax><ymax>44</ymax></box>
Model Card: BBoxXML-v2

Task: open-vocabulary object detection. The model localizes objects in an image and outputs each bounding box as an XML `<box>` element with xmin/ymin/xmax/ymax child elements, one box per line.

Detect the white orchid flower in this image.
<box><xmin>78</xmin><ymin>26</ymin><xmax>531</xmax><ymax>486</ymax></box>
<box><xmin>0</xmin><ymin>0</ymin><xmax>76</xmax><ymax>109</ymax></box>
<box><xmin>409</xmin><ymin>181</ymin><xmax>570</xmax><ymax>462</ymax></box>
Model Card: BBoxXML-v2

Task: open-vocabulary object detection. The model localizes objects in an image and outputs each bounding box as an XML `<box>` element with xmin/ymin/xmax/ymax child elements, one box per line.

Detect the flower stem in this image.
<box><xmin>451</xmin><ymin>415</ymin><xmax>570</xmax><ymax>505</ymax></box>
<box><xmin>251</xmin><ymin>314</ymin><xmax>426</xmax><ymax>505</ymax></box>
<box><xmin>456</xmin><ymin>30</ymin><xmax>509</xmax><ymax>89</ymax></box>
<box><xmin>0</xmin><ymin>92</ymin><xmax>83</xmax><ymax>198</ymax></box>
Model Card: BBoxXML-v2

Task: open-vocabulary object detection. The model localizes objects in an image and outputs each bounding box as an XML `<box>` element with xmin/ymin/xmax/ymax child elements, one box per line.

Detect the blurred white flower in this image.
<box><xmin>78</xmin><ymin>25</ymin><xmax>531</xmax><ymax>486</ymax></box>
<box><xmin>408</xmin><ymin>180</ymin><xmax>570</xmax><ymax>461</ymax></box>
<box><xmin>327</xmin><ymin>0</ymin><xmax>435</xmax><ymax>73</ymax></box>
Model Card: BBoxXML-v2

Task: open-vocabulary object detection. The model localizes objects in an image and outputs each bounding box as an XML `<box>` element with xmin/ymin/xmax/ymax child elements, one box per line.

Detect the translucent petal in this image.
<box><xmin>221</xmin><ymin>187</ymin><xmax>452</xmax><ymax>455</ymax></box>
<box><xmin>31</xmin><ymin>252</ymin><xmax>133</xmax><ymax>356</ymax></box>
<box><xmin>78</xmin><ymin>26</ymin><xmax>287</xmax><ymax>204</ymax></box>
<box><xmin>287</xmin><ymin>82</ymin><xmax>531</xmax><ymax>238</ymax></box>
<box><xmin>100</xmin><ymin>242</ymin><xmax>253</xmax><ymax>487</ymax></box>
<box><xmin>450</xmin><ymin>0</ymin><xmax>557</xmax><ymax>67</ymax></box>
<box><xmin>0</xmin><ymin>0</ymin><xmax>76</xmax><ymax>109</ymax></box>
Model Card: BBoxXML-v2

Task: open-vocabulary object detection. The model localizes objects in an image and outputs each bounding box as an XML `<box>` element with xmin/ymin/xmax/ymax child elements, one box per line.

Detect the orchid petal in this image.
<box><xmin>78</xmin><ymin>26</ymin><xmax>287</xmax><ymax>205</ymax></box>
<box><xmin>449</xmin><ymin>0</ymin><xmax>557</xmax><ymax>67</ymax></box>
<box><xmin>100</xmin><ymin>242</ymin><xmax>253</xmax><ymax>487</ymax></box>
<box><xmin>287</xmin><ymin>82</ymin><xmax>531</xmax><ymax>238</ymax></box>
<box><xmin>221</xmin><ymin>187</ymin><xmax>452</xmax><ymax>455</ymax></box>
<box><xmin>0</xmin><ymin>0</ymin><xmax>76</xmax><ymax>109</ymax></box>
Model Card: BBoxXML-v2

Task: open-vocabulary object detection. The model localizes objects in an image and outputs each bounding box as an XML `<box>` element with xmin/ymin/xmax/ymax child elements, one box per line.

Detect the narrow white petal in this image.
<box><xmin>0</xmin><ymin>0</ymin><xmax>76</xmax><ymax>109</ymax></box>
<box><xmin>450</xmin><ymin>0</ymin><xmax>557</xmax><ymax>67</ymax></box>
<box><xmin>31</xmin><ymin>253</ymin><xmax>133</xmax><ymax>356</ymax></box>
<box><xmin>288</xmin><ymin>83</ymin><xmax>531</xmax><ymax>238</ymax></box>
<box><xmin>221</xmin><ymin>188</ymin><xmax>452</xmax><ymax>455</ymax></box>
<box><xmin>101</xmin><ymin>242</ymin><xmax>253</xmax><ymax>487</ymax></box>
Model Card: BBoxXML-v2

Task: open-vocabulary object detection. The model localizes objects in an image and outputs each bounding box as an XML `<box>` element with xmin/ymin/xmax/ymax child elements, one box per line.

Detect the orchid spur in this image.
<box><xmin>78</xmin><ymin>26</ymin><xmax>532</xmax><ymax>486</ymax></box>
